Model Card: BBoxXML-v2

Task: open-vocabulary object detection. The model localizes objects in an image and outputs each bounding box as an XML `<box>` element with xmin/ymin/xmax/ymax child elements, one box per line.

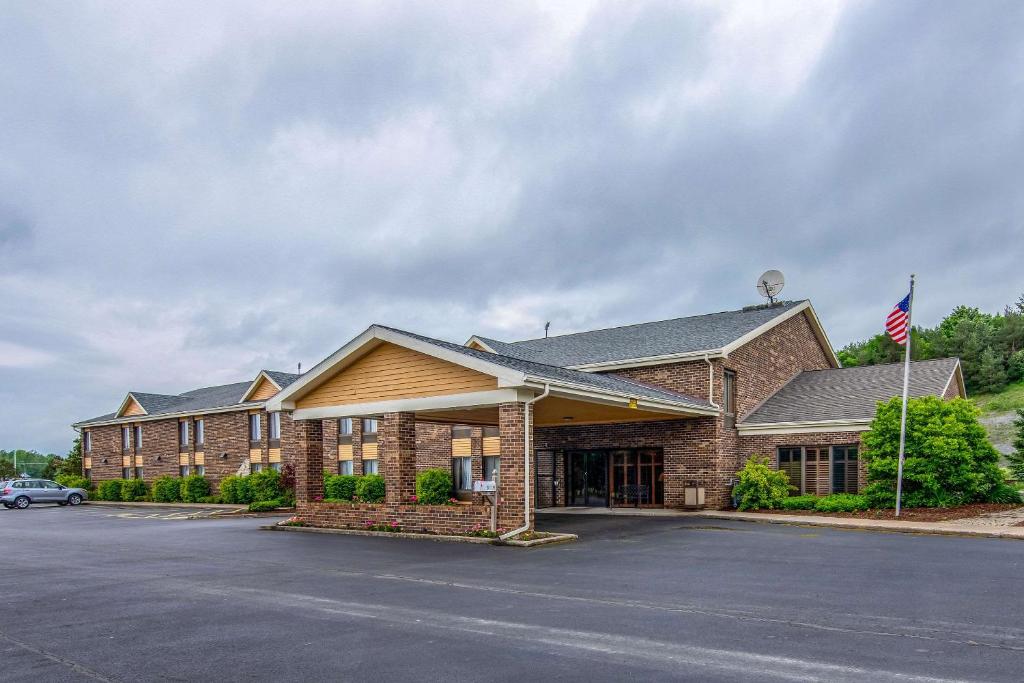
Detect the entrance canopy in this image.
<box><xmin>266</xmin><ymin>325</ymin><xmax>717</xmax><ymax>425</ymax></box>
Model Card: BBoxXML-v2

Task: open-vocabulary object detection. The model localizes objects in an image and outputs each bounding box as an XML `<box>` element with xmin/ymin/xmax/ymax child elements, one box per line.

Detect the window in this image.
<box><xmin>723</xmin><ymin>370</ymin><xmax>737</xmax><ymax>428</ymax></box>
<box><xmin>83</xmin><ymin>431</ymin><xmax>91</xmax><ymax>452</ymax></box>
<box><xmin>195</xmin><ymin>465</ymin><xmax>205</xmax><ymax>476</ymax></box>
<box><xmin>270</xmin><ymin>462</ymin><xmax>282</xmax><ymax>473</ymax></box>
<box><xmin>179</xmin><ymin>465</ymin><xmax>190</xmax><ymax>477</ymax></box>
<box><xmin>483</xmin><ymin>456</ymin><xmax>500</xmax><ymax>482</ymax></box>
<box><xmin>178</xmin><ymin>421</ymin><xmax>189</xmax><ymax>449</ymax></box>
<box><xmin>194</xmin><ymin>418</ymin><xmax>205</xmax><ymax>447</ymax></box>
<box><xmin>831</xmin><ymin>445</ymin><xmax>859</xmax><ymax>494</ymax></box>
<box><xmin>133</xmin><ymin>425</ymin><xmax>142</xmax><ymax>451</ymax></box>
<box><xmin>122</xmin><ymin>467</ymin><xmax>131</xmax><ymax>479</ymax></box>
<box><xmin>249</xmin><ymin>414</ymin><xmax>261</xmax><ymax>444</ymax></box>
<box><xmin>362</xmin><ymin>418</ymin><xmax>378</xmax><ymax>442</ymax></box>
<box><xmin>338</xmin><ymin>418</ymin><xmax>353</xmax><ymax>438</ymax></box>
<box><xmin>778</xmin><ymin>447</ymin><xmax>802</xmax><ymax>494</ymax></box>
<box><xmin>250</xmin><ymin>462</ymin><xmax>263</xmax><ymax>474</ymax></box>
<box><xmin>339</xmin><ymin>460</ymin><xmax>353</xmax><ymax>475</ymax></box>
<box><xmin>122</xmin><ymin>426</ymin><xmax>131</xmax><ymax>451</ymax></box>
<box><xmin>452</xmin><ymin>456</ymin><xmax>472</xmax><ymax>491</ymax></box>
<box><xmin>268</xmin><ymin>412</ymin><xmax>281</xmax><ymax>445</ymax></box>
<box><xmin>134</xmin><ymin>467</ymin><xmax>143</xmax><ymax>479</ymax></box>
<box><xmin>362</xmin><ymin>459</ymin><xmax>378</xmax><ymax>475</ymax></box>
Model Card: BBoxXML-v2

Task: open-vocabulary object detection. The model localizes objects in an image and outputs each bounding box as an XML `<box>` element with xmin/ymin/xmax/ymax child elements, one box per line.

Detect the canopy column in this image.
<box><xmin>295</xmin><ymin>418</ymin><xmax>324</xmax><ymax>505</ymax></box>
<box><xmin>381</xmin><ymin>411</ymin><xmax>417</xmax><ymax>504</ymax></box>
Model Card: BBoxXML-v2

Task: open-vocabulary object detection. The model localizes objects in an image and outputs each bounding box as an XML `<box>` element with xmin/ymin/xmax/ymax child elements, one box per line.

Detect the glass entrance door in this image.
<box><xmin>568</xmin><ymin>451</ymin><xmax>608</xmax><ymax>506</ymax></box>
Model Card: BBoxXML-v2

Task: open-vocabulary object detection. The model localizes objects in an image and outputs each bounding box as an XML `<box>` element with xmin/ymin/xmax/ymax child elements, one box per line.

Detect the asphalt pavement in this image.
<box><xmin>1</xmin><ymin>505</ymin><xmax>1022</xmax><ymax>682</ymax></box>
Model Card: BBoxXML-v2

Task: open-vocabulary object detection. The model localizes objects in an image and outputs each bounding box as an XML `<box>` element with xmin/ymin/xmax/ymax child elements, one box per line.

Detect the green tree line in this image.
<box><xmin>837</xmin><ymin>294</ymin><xmax>1024</xmax><ymax>395</ymax></box>
<box><xmin>0</xmin><ymin>439</ymin><xmax>82</xmax><ymax>480</ymax></box>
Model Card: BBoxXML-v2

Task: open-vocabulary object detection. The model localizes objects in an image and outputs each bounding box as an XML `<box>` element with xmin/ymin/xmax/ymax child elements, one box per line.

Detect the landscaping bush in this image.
<box><xmin>180</xmin><ymin>475</ymin><xmax>211</xmax><ymax>503</ymax></box>
<box><xmin>324</xmin><ymin>474</ymin><xmax>358</xmax><ymax>501</ymax></box>
<box><xmin>355</xmin><ymin>474</ymin><xmax>386</xmax><ymax>503</ymax></box>
<box><xmin>219</xmin><ymin>475</ymin><xmax>253</xmax><ymax>504</ymax></box>
<box><xmin>415</xmin><ymin>468</ymin><xmax>453</xmax><ymax>505</ymax></box>
<box><xmin>120</xmin><ymin>478</ymin><xmax>148</xmax><ymax>502</ymax></box>
<box><xmin>198</xmin><ymin>495</ymin><xmax>222</xmax><ymax>504</ymax></box>
<box><xmin>733</xmin><ymin>455</ymin><xmax>790</xmax><ymax>510</ymax></box>
<box><xmin>863</xmin><ymin>396</ymin><xmax>1005</xmax><ymax>508</ymax></box>
<box><xmin>248</xmin><ymin>498</ymin><xmax>283</xmax><ymax>512</ymax></box>
<box><xmin>248</xmin><ymin>468</ymin><xmax>283</xmax><ymax>502</ymax></box>
<box><xmin>96</xmin><ymin>479</ymin><xmax>124</xmax><ymax>502</ymax></box>
<box><xmin>152</xmin><ymin>476</ymin><xmax>182</xmax><ymax>503</ymax></box>
<box><xmin>55</xmin><ymin>474</ymin><xmax>92</xmax><ymax>490</ymax></box>
<box><xmin>813</xmin><ymin>493</ymin><xmax>870</xmax><ymax>513</ymax></box>
<box><xmin>779</xmin><ymin>494</ymin><xmax>818</xmax><ymax>511</ymax></box>
<box><xmin>986</xmin><ymin>484</ymin><xmax>1023</xmax><ymax>504</ymax></box>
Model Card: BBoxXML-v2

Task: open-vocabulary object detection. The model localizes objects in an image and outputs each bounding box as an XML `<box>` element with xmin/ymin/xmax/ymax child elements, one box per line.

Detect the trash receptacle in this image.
<box><xmin>683</xmin><ymin>480</ymin><xmax>705</xmax><ymax>508</ymax></box>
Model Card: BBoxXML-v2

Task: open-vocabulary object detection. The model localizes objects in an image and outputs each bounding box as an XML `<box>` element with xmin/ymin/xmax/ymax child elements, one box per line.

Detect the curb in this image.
<box><xmin>693</xmin><ymin>511</ymin><xmax>1024</xmax><ymax>540</ymax></box>
<box><xmin>85</xmin><ymin>501</ymin><xmax>246</xmax><ymax>510</ymax></box>
<box><xmin>261</xmin><ymin>523</ymin><xmax>578</xmax><ymax>547</ymax></box>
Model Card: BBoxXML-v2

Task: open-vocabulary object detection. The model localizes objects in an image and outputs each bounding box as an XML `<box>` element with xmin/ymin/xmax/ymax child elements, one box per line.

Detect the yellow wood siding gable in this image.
<box><xmin>121</xmin><ymin>397</ymin><xmax>146</xmax><ymax>417</ymax></box>
<box><xmin>249</xmin><ymin>377</ymin><xmax>280</xmax><ymax>402</ymax></box>
<box><xmin>295</xmin><ymin>342</ymin><xmax>498</xmax><ymax>409</ymax></box>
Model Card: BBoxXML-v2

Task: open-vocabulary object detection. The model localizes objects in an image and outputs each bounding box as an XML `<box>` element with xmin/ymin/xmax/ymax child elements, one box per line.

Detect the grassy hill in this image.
<box><xmin>972</xmin><ymin>380</ymin><xmax>1023</xmax><ymax>458</ymax></box>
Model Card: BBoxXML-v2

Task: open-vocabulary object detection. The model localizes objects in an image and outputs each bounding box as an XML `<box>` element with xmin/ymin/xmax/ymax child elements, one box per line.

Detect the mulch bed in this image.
<box><xmin>754</xmin><ymin>503</ymin><xmax>1023</xmax><ymax>522</ymax></box>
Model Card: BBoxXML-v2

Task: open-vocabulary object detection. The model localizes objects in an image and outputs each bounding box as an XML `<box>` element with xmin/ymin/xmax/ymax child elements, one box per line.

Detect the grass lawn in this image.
<box><xmin>972</xmin><ymin>380</ymin><xmax>1024</xmax><ymax>414</ymax></box>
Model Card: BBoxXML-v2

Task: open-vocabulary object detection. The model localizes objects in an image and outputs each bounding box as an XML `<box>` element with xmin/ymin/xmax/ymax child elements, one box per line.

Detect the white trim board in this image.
<box><xmin>736</xmin><ymin>419</ymin><xmax>871</xmax><ymax>436</ymax></box>
<box><xmin>239</xmin><ymin>370</ymin><xmax>284</xmax><ymax>403</ymax></box>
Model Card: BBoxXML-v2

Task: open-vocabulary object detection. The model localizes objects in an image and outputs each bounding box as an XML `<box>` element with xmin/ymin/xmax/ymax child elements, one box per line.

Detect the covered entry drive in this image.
<box><xmin>566</xmin><ymin>448</ymin><xmax>665</xmax><ymax>508</ymax></box>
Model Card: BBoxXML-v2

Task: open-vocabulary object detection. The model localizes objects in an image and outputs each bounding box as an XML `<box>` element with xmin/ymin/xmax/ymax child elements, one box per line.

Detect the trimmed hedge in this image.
<box><xmin>248</xmin><ymin>498</ymin><xmax>283</xmax><ymax>512</ymax></box>
<box><xmin>248</xmin><ymin>469</ymin><xmax>283</xmax><ymax>502</ymax></box>
<box><xmin>355</xmin><ymin>474</ymin><xmax>386</xmax><ymax>503</ymax></box>
<box><xmin>55</xmin><ymin>474</ymin><xmax>92</xmax><ymax>491</ymax></box>
<box><xmin>813</xmin><ymin>493</ymin><xmax>871</xmax><ymax>513</ymax></box>
<box><xmin>121</xmin><ymin>478</ymin><xmax>149</xmax><ymax>502</ymax></box>
<box><xmin>152</xmin><ymin>476</ymin><xmax>182</xmax><ymax>503</ymax></box>
<box><xmin>180</xmin><ymin>475</ymin><xmax>211</xmax><ymax>503</ymax></box>
<box><xmin>96</xmin><ymin>479</ymin><xmax>124</xmax><ymax>502</ymax></box>
<box><xmin>779</xmin><ymin>494</ymin><xmax>818</xmax><ymax>511</ymax></box>
<box><xmin>415</xmin><ymin>468</ymin><xmax>452</xmax><ymax>505</ymax></box>
<box><xmin>219</xmin><ymin>475</ymin><xmax>253</xmax><ymax>504</ymax></box>
<box><xmin>324</xmin><ymin>474</ymin><xmax>358</xmax><ymax>501</ymax></box>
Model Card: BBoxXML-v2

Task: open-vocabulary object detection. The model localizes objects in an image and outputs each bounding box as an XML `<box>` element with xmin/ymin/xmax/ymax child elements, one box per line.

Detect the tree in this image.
<box><xmin>862</xmin><ymin>396</ymin><xmax>1004</xmax><ymax>508</ymax></box>
<box><xmin>0</xmin><ymin>459</ymin><xmax>16</xmax><ymax>480</ymax></box>
<box><xmin>1007</xmin><ymin>409</ymin><xmax>1024</xmax><ymax>481</ymax></box>
<box><xmin>937</xmin><ymin>305</ymin><xmax>994</xmax><ymax>341</ymax></box>
<box><xmin>59</xmin><ymin>437</ymin><xmax>83</xmax><ymax>478</ymax></box>
<box><xmin>41</xmin><ymin>455</ymin><xmax>64</xmax><ymax>479</ymax></box>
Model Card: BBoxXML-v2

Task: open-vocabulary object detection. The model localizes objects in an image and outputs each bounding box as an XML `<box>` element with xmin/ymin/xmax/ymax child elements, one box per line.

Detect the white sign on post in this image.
<box><xmin>472</xmin><ymin>480</ymin><xmax>497</xmax><ymax>493</ymax></box>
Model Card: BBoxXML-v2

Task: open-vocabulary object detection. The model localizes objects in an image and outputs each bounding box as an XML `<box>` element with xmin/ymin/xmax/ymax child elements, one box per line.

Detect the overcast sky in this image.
<box><xmin>2</xmin><ymin>1</ymin><xmax>1022</xmax><ymax>454</ymax></box>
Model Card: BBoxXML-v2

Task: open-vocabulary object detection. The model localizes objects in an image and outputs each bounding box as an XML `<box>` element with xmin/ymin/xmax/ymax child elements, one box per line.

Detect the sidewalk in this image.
<box><xmin>538</xmin><ymin>506</ymin><xmax>1024</xmax><ymax>540</ymax></box>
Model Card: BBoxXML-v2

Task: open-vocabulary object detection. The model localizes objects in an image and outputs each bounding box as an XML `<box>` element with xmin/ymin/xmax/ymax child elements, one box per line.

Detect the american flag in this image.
<box><xmin>886</xmin><ymin>293</ymin><xmax>911</xmax><ymax>345</ymax></box>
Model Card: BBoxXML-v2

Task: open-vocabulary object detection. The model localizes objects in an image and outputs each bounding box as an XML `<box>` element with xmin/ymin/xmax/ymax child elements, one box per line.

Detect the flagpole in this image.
<box><xmin>894</xmin><ymin>274</ymin><xmax>915</xmax><ymax>517</ymax></box>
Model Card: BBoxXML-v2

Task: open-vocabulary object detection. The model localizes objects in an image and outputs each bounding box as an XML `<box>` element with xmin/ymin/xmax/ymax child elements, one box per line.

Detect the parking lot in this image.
<box><xmin>2</xmin><ymin>506</ymin><xmax>1023</xmax><ymax>682</ymax></box>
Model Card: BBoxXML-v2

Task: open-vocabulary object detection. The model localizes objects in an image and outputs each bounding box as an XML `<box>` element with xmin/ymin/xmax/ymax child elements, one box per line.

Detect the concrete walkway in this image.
<box><xmin>538</xmin><ymin>506</ymin><xmax>1024</xmax><ymax>540</ymax></box>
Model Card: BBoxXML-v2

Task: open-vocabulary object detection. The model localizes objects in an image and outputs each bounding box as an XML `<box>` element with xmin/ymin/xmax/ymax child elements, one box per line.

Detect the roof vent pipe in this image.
<box><xmin>704</xmin><ymin>355</ymin><xmax>721</xmax><ymax>410</ymax></box>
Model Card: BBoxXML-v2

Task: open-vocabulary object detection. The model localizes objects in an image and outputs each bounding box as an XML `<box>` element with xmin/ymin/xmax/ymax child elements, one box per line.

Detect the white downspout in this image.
<box><xmin>500</xmin><ymin>384</ymin><xmax>550</xmax><ymax>541</ymax></box>
<box><xmin>704</xmin><ymin>355</ymin><xmax>721</xmax><ymax>409</ymax></box>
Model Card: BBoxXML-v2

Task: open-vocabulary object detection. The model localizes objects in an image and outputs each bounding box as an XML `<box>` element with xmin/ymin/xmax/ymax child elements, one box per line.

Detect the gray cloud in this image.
<box><xmin>0</xmin><ymin>0</ymin><xmax>1021</xmax><ymax>453</ymax></box>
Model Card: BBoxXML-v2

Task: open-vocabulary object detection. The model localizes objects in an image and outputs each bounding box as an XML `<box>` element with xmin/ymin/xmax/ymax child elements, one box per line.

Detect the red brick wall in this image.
<box><xmin>737</xmin><ymin>430</ymin><xmax>868</xmax><ymax>492</ymax></box>
<box><xmin>381</xmin><ymin>412</ymin><xmax>417</xmax><ymax>504</ymax></box>
<box><xmin>83</xmin><ymin>424</ymin><xmax>124</xmax><ymax>481</ymax></box>
<box><xmin>299</xmin><ymin>501</ymin><xmax>492</xmax><ymax>536</ymax></box>
<box><xmin>415</xmin><ymin>422</ymin><xmax>452</xmax><ymax>470</ymax></box>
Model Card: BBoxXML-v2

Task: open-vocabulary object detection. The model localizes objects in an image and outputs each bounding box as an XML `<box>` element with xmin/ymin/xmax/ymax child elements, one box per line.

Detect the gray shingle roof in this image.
<box><xmin>475</xmin><ymin>301</ymin><xmax>807</xmax><ymax>367</ymax></box>
<box><xmin>740</xmin><ymin>358</ymin><xmax>961</xmax><ymax>425</ymax></box>
<box><xmin>76</xmin><ymin>369</ymin><xmax>301</xmax><ymax>426</ymax></box>
<box><xmin>379</xmin><ymin>326</ymin><xmax>714</xmax><ymax>411</ymax></box>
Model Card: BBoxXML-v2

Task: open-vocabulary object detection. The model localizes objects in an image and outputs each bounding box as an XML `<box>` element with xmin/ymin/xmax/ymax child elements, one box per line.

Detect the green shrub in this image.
<box><xmin>324</xmin><ymin>474</ymin><xmax>358</xmax><ymax>501</ymax></box>
<box><xmin>415</xmin><ymin>468</ymin><xmax>453</xmax><ymax>505</ymax></box>
<box><xmin>814</xmin><ymin>493</ymin><xmax>870</xmax><ymax>513</ymax></box>
<box><xmin>986</xmin><ymin>484</ymin><xmax>1022</xmax><ymax>504</ymax></box>
<box><xmin>779</xmin><ymin>494</ymin><xmax>818</xmax><ymax>511</ymax></box>
<box><xmin>355</xmin><ymin>474</ymin><xmax>386</xmax><ymax>503</ymax></box>
<box><xmin>219</xmin><ymin>475</ymin><xmax>253</xmax><ymax>504</ymax></box>
<box><xmin>120</xmin><ymin>478</ymin><xmax>148</xmax><ymax>502</ymax></box>
<box><xmin>733</xmin><ymin>455</ymin><xmax>790</xmax><ymax>510</ymax></box>
<box><xmin>863</xmin><ymin>396</ymin><xmax>1005</xmax><ymax>508</ymax></box>
<box><xmin>152</xmin><ymin>476</ymin><xmax>182</xmax><ymax>503</ymax></box>
<box><xmin>248</xmin><ymin>468</ymin><xmax>283</xmax><ymax>502</ymax></box>
<box><xmin>96</xmin><ymin>479</ymin><xmax>124</xmax><ymax>502</ymax></box>
<box><xmin>198</xmin><ymin>495</ymin><xmax>222</xmax><ymax>504</ymax></box>
<box><xmin>248</xmin><ymin>498</ymin><xmax>283</xmax><ymax>512</ymax></box>
<box><xmin>180</xmin><ymin>475</ymin><xmax>211</xmax><ymax>503</ymax></box>
<box><xmin>55</xmin><ymin>474</ymin><xmax>92</xmax><ymax>491</ymax></box>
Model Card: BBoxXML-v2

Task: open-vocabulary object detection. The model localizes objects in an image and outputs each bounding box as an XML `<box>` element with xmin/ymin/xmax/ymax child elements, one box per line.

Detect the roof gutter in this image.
<box><xmin>72</xmin><ymin>401</ymin><xmax>267</xmax><ymax>429</ymax></box>
<box><xmin>704</xmin><ymin>355</ymin><xmax>721</xmax><ymax>410</ymax></box>
<box><xmin>500</xmin><ymin>383</ymin><xmax>550</xmax><ymax>541</ymax></box>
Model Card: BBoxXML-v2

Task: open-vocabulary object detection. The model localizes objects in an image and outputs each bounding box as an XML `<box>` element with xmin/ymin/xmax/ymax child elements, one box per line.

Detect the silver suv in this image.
<box><xmin>1</xmin><ymin>479</ymin><xmax>88</xmax><ymax>509</ymax></box>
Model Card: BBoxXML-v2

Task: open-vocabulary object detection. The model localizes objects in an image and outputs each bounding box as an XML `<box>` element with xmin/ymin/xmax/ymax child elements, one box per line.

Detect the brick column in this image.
<box><xmin>498</xmin><ymin>402</ymin><xmax>533</xmax><ymax>530</ymax></box>
<box><xmin>381</xmin><ymin>412</ymin><xmax>416</xmax><ymax>503</ymax></box>
<box><xmin>294</xmin><ymin>418</ymin><xmax>324</xmax><ymax>506</ymax></box>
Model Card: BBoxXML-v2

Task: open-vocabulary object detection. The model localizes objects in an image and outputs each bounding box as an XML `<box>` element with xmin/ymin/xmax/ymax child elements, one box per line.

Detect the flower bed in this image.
<box><xmin>753</xmin><ymin>502</ymin><xmax>1023</xmax><ymax>522</ymax></box>
<box><xmin>299</xmin><ymin>500</ymin><xmax>494</xmax><ymax>536</ymax></box>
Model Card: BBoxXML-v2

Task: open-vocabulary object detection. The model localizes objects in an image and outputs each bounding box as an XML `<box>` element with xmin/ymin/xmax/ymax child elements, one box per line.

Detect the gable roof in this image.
<box><xmin>267</xmin><ymin>324</ymin><xmax>718</xmax><ymax>416</ymax></box>
<box><xmin>239</xmin><ymin>370</ymin><xmax>302</xmax><ymax>403</ymax></box>
<box><xmin>469</xmin><ymin>300</ymin><xmax>838</xmax><ymax>370</ymax></box>
<box><xmin>739</xmin><ymin>357</ymin><xmax>963</xmax><ymax>429</ymax></box>
<box><xmin>75</xmin><ymin>370</ymin><xmax>302</xmax><ymax>427</ymax></box>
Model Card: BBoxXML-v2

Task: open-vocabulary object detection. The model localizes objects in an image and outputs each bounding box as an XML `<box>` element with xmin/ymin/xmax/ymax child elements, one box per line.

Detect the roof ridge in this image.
<box><xmin>492</xmin><ymin>300</ymin><xmax>806</xmax><ymax>345</ymax></box>
<box><xmin>816</xmin><ymin>357</ymin><xmax>959</xmax><ymax>373</ymax></box>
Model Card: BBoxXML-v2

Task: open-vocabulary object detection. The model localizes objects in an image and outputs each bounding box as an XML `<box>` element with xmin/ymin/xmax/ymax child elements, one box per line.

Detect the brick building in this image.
<box><xmin>75</xmin><ymin>299</ymin><xmax>964</xmax><ymax>534</ymax></box>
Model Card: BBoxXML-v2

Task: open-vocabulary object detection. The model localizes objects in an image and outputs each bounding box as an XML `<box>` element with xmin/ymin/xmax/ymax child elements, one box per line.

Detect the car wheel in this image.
<box><xmin>2</xmin><ymin>503</ymin><xmax>11</xmax><ymax>509</ymax></box>
<box><xmin>13</xmin><ymin>496</ymin><xmax>30</xmax><ymax>509</ymax></box>
<box><xmin>67</xmin><ymin>494</ymin><xmax>83</xmax><ymax>506</ymax></box>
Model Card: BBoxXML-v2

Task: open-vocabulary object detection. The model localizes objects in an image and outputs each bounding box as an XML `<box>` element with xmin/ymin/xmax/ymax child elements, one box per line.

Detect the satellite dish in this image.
<box><xmin>756</xmin><ymin>270</ymin><xmax>785</xmax><ymax>304</ymax></box>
